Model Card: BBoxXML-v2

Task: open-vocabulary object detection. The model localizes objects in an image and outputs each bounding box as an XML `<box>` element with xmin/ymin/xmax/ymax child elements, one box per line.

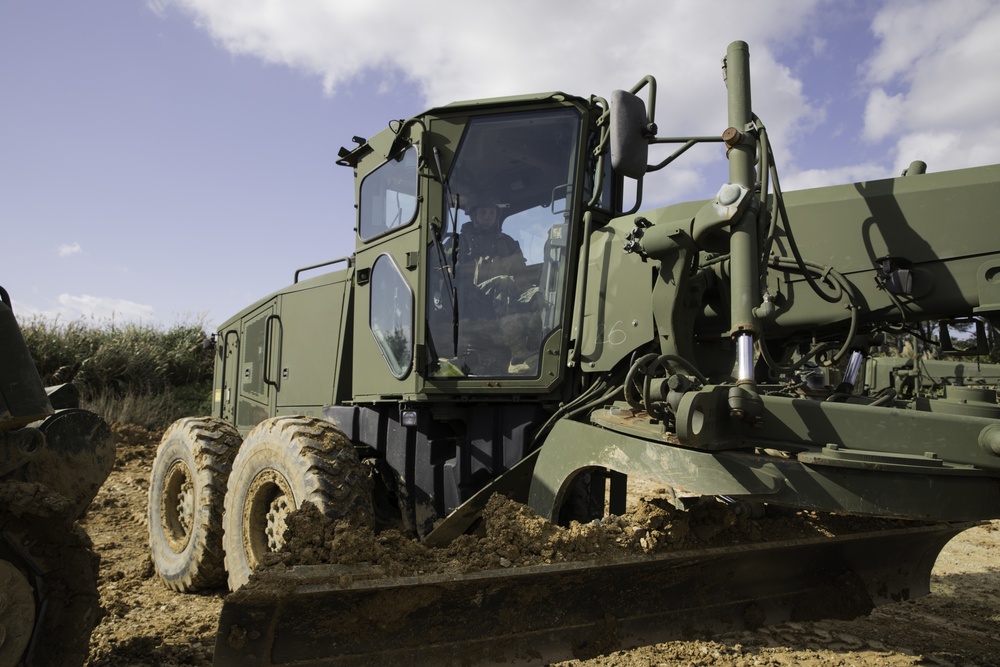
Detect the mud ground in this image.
<box><xmin>83</xmin><ymin>424</ymin><xmax>1000</xmax><ymax>666</ymax></box>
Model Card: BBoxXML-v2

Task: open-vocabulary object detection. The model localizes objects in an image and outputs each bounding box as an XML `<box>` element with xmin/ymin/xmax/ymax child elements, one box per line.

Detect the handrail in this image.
<box><xmin>294</xmin><ymin>256</ymin><xmax>351</xmax><ymax>283</ymax></box>
<box><xmin>262</xmin><ymin>314</ymin><xmax>282</xmax><ymax>389</ymax></box>
<box><xmin>218</xmin><ymin>329</ymin><xmax>239</xmax><ymax>418</ymax></box>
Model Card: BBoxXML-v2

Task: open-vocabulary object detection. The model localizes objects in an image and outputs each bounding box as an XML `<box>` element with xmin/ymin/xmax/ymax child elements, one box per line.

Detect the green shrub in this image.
<box><xmin>20</xmin><ymin>317</ymin><xmax>214</xmax><ymax>429</ymax></box>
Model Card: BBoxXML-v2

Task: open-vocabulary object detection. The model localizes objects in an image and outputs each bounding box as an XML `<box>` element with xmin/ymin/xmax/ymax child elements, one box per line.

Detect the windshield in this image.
<box><xmin>426</xmin><ymin>107</ymin><xmax>582</xmax><ymax>378</ymax></box>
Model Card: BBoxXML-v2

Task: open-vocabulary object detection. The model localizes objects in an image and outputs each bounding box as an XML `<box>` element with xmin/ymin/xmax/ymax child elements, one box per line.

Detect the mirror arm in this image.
<box><xmin>645</xmin><ymin>137</ymin><xmax>721</xmax><ymax>173</ymax></box>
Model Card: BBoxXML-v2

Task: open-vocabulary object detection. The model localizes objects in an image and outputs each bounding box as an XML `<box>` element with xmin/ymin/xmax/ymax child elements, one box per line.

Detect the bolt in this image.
<box><xmin>722</xmin><ymin>126</ymin><xmax>744</xmax><ymax>148</ymax></box>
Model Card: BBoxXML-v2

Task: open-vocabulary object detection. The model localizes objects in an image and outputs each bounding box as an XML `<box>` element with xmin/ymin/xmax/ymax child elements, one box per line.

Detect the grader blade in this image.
<box><xmin>213</xmin><ymin>522</ymin><xmax>968</xmax><ymax>667</ymax></box>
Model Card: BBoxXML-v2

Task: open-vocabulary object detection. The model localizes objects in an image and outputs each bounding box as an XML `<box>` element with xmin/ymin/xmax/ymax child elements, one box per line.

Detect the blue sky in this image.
<box><xmin>3</xmin><ymin>0</ymin><xmax>999</xmax><ymax>328</ymax></box>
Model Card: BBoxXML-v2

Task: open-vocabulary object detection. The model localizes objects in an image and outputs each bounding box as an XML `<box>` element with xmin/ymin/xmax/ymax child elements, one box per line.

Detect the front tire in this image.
<box><xmin>222</xmin><ymin>416</ymin><xmax>372</xmax><ymax>591</ymax></box>
<box><xmin>148</xmin><ymin>417</ymin><xmax>241</xmax><ymax>592</ymax></box>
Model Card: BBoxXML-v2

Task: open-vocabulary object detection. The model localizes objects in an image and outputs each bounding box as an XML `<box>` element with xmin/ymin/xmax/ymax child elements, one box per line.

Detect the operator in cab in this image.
<box><xmin>451</xmin><ymin>192</ymin><xmax>541</xmax><ymax>376</ymax></box>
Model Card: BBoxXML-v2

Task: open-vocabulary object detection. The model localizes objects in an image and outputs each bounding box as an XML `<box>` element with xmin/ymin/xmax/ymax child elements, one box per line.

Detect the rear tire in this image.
<box><xmin>148</xmin><ymin>417</ymin><xmax>241</xmax><ymax>592</ymax></box>
<box><xmin>222</xmin><ymin>416</ymin><xmax>372</xmax><ymax>591</ymax></box>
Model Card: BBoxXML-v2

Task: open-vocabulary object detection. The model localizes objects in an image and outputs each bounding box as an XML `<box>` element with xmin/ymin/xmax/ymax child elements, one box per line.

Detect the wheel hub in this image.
<box><xmin>244</xmin><ymin>470</ymin><xmax>295</xmax><ymax>570</ymax></box>
<box><xmin>177</xmin><ymin>484</ymin><xmax>194</xmax><ymax>535</ymax></box>
<box><xmin>162</xmin><ymin>460</ymin><xmax>195</xmax><ymax>553</ymax></box>
<box><xmin>265</xmin><ymin>494</ymin><xmax>291</xmax><ymax>552</ymax></box>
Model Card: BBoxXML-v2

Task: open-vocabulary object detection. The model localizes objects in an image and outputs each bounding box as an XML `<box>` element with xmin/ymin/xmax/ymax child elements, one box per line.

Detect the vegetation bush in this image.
<box><xmin>21</xmin><ymin>317</ymin><xmax>214</xmax><ymax>430</ymax></box>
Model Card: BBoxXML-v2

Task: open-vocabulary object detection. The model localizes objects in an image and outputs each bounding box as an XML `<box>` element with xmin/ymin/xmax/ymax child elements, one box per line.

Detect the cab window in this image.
<box><xmin>359</xmin><ymin>145</ymin><xmax>418</xmax><ymax>241</ymax></box>
<box><xmin>369</xmin><ymin>254</ymin><xmax>413</xmax><ymax>378</ymax></box>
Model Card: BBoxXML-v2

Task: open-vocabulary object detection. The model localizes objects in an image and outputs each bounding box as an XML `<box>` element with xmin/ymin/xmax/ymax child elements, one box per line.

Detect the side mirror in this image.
<box><xmin>938</xmin><ymin>318</ymin><xmax>989</xmax><ymax>357</ymax></box>
<box><xmin>610</xmin><ymin>90</ymin><xmax>651</xmax><ymax>180</ymax></box>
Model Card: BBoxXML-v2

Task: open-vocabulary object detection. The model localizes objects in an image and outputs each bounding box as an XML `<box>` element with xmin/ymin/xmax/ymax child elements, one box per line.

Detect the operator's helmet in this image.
<box><xmin>462</xmin><ymin>190</ymin><xmax>506</xmax><ymax>215</ymax></box>
<box><xmin>465</xmin><ymin>191</ymin><xmax>506</xmax><ymax>224</ymax></box>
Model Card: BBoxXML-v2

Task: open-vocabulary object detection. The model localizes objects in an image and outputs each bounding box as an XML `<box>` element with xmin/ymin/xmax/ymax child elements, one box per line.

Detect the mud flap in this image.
<box><xmin>213</xmin><ymin>522</ymin><xmax>969</xmax><ymax>666</ymax></box>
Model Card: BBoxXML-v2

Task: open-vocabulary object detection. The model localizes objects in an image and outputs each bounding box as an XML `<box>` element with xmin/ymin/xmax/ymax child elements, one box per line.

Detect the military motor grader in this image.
<box><xmin>0</xmin><ymin>288</ymin><xmax>115</xmax><ymax>667</ymax></box>
<box><xmin>148</xmin><ymin>41</ymin><xmax>1000</xmax><ymax>665</ymax></box>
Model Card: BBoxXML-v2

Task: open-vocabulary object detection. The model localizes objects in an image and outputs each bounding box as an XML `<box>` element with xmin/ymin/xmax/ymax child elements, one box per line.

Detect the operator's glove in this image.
<box><xmin>478</xmin><ymin>275</ymin><xmax>518</xmax><ymax>304</ymax></box>
<box><xmin>518</xmin><ymin>286</ymin><xmax>540</xmax><ymax>304</ymax></box>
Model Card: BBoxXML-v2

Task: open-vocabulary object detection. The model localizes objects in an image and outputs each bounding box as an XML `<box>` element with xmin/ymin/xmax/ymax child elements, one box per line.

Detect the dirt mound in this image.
<box><xmin>82</xmin><ymin>425</ymin><xmax>1000</xmax><ymax>666</ymax></box>
<box><xmin>264</xmin><ymin>491</ymin><xmax>928</xmax><ymax>580</ymax></box>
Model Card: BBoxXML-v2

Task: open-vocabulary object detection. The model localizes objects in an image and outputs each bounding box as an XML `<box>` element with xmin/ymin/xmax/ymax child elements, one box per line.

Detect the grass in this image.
<box><xmin>20</xmin><ymin>316</ymin><xmax>214</xmax><ymax>430</ymax></box>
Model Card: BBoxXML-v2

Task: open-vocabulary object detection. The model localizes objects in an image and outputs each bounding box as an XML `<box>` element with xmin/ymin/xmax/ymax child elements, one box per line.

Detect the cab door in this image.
<box><xmin>235</xmin><ymin>301</ymin><xmax>277</xmax><ymax>431</ymax></box>
<box><xmin>216</xmin><ymin>326</ymin><xmax>241</xmax><ymax>424</ymax></box>
<box><xmin>350</xmin><ymin>144</ymin><xmax>422</xmax><ymax>400</ymax></box>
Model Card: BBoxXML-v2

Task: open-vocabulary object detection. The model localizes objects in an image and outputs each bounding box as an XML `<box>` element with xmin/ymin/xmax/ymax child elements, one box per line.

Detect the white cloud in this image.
<box><xmin>57</xmin><ymin>242</ymin><xmax>83</xmax><ymax>258</ymax></box>
<box><xmin>154</xmin><ymin>0</ymin><xmax>824</xmax><ymax>200</ymax></box>
<box><xmin>153</xmin><ymin>0</ymin><xmax>1000</xmax><ymax>196</ymax></box>
<box><xmin>154</xmin><ymin>0</ymin><xmax>821</xmax><ymax>109</ymax></box>
<box><xmin>865</xmin><ymin>0</ymin><xmax>995</xmax><ymax>85</ymax></box>
<box><xmin>861</xmin><ymin>0</ymin><xmax>1000</xmax><ymax>173</ymax></box>
<box><xmin>781</xmin><ymin>162</ymin><xmax>894</xmax><ymax>193</ymax></box>
<box><xmin>809</xmin><ymin>37</ymin><xmax>828</xmax><ymax>58</ymax></box>
<box><xmin>58</xmin><ymin>294</ymin><xmax>155</xmax><ymax>321</ymax></box>
<box><xmin>779</xmin><ymin>1</ymin><xmax>1000</xmax><ymax>190</ymax></box>
<box><xmin>16</xmin><ymin>294</ymin><xmax>156</xmax><ymax>323</ymax></box>
<box><xmin>892</xmin><ymin>127</ymin><xmax>1000</xmax><ymax>175</ymax></box>
<box><xmin>862</xmin><ymin>88</ymin><xmax>904</xmax><ymax>143</ymax></box>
